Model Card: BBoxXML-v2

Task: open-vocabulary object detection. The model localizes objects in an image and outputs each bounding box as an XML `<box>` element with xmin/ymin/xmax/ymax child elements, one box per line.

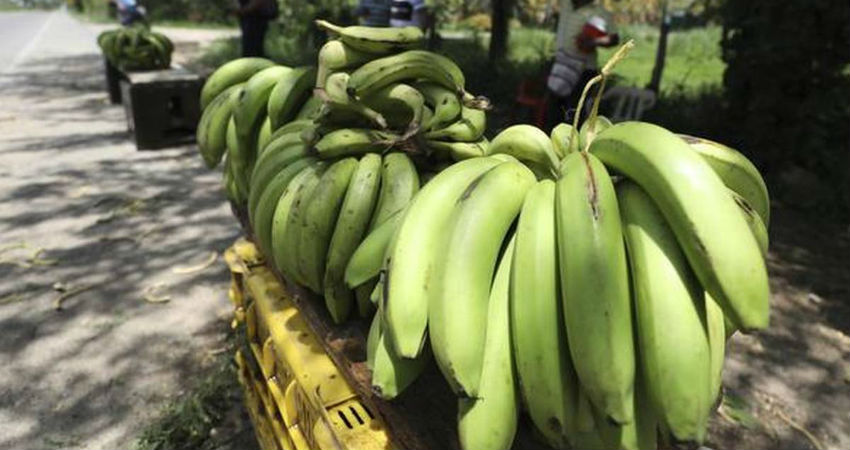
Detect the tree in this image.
<box><xmin>489</xmin><ymin>0</ymin><xmax>513</xmax><ymax>61</ymax></box>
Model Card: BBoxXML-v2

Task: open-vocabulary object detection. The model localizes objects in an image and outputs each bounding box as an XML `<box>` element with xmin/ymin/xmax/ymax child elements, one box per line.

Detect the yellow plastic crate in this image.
<box><xmin>225</xmin><ymin>239</ymin><xmax>393</xmax><ymax>450</ymax></box>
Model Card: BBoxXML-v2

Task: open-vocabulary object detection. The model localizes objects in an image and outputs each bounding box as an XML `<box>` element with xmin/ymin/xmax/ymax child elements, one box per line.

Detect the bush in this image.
<box><xmin>720</xmin><ymin>0</ymin><xmax>850</xmax><ymax>217</ymax></box>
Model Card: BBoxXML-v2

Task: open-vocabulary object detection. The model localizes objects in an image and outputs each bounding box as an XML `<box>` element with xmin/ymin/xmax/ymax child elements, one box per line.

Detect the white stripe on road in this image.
<box><xmin>4</xmin><ymin>9</ymin><xmax>58</xmax><ymax>74</ymax></box>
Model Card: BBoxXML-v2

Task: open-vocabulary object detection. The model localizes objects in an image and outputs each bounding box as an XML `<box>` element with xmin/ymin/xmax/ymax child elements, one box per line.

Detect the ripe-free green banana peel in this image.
<box><xmin>248</xmin><ymin>144</ymin><xmax>310</xmax><ymax>225</ymax></box>
<box><xmin>315</xmin><ymin>20</ymin><xmax>424</xmax><ymax>55</ymax></box>
<box><xmin>490</xmin><ymin>124</ymin><xmax>560</xmax><ymax>176</ymax></box>
<box><xmin>383</xmin><ymin>157</ymin><xmax>503</xmax><ymax>358</ymax></box>
<box><xmin>316</xmin><ymin>39</ymin><xmax>374</xmax><ymax>89</ymax></box>
<box><xmin>556</xmin><ymin>151</ymin><xmax>635</xmax><ymax>424</ymax></box>
<box><xmin>344</xmin><ymin>209</ymin><xmax>404</xmax><ymax>289</ymax></box>
<box><xmin>590</xmin><ymin>122</ymin><xmax>769</xmax><ymax>330</ymax></box>
<box><xmin>369</xmin><ymin>306</ymin><xmax>430</xmax><ymax>399</ymax></box>
<box><xmin>618</xmin><ymin>181</ymin><xmax>712</xmax><ymax>443</ymax></box>
<box><xmin>458</xmin><ymin>236</ymin><xmax>518</xmax><ymax>450</ymax></box>
<box><xmin>197</xmin><ymin>83</ymin><xmax>242</xmax><ymax>168</ymax></box>
<box><xmin>268</xmin><ymin>66</ymin><xmax>317</xmax><ymax>129</ymax></box>
<box><xmin>511</xmin><ymin>180</ymin><xmax>578</xmax><ymax>449</ymax></box>
<box><xmin>550</xmin><ymin>122</ymin><xmax>575</xmax><ymax>158</ymax></box>
<box><xmin>200</xmin><ymin>57</ymin><xmax>275</xmax><ymax>110</ymax></box>
<box><xmin>324</xmin><ymin>154</ymin><xmax>382</xmax><ymax>323</ymax></box>
<box><xmin>367</xmin><ymin>153</ymin><xmax>419</xmax><ymax>231</ymax></box>
<box><xmin>273</xmin><ymin>164</ymin><xmax>326</xmax><ymax>284</ymax></box>
<box><xmin>429</xmin><ymin>161</ymin><xmax>535</xmax><ymax>397</ymax></box>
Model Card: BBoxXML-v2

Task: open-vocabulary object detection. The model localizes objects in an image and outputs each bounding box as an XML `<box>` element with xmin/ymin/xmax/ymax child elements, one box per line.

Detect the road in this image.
<box><xmin>0</xmin><ymin>8</ymin><xmax>251</xmax><ymax>450</ymax></box>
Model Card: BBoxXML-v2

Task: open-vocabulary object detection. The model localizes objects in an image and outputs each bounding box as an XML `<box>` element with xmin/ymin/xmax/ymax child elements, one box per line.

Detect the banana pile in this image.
<box><xmin>196</xmin><ymin>21</ymin><xmax>491</xmax><ymax>324</ymax></box>
<box><xmin>97</xmin><ymin>26</ymin><xmax>173</xmax><ymax>71</ymax></box>
<box><xmin>196</xmin><ymin>23</ymin><xmax>771</xmax><ymax>450</ymax></box>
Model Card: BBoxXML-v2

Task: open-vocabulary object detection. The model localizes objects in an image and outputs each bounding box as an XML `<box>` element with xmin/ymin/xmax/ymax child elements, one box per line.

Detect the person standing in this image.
<box><xmin>546</xmin><ymin>0</ymin><xmax>619</xmax><ymax>129</ymax></box>
<box><xmin>234</xmin><ymin>0</ymin><xmax>279</xmax><ymax>58</ymax></box>
<box><xmin>355</xmin><ymin>0</ymin><xmax>392</xmax><ymax>27</ymax></box>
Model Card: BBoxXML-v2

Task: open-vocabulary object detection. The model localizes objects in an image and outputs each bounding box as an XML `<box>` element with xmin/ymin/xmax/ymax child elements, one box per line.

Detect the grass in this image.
<box><xmin>135</xmin><ymin>330</ymin><xmax>246</xmax><ymax>450</ymax></box>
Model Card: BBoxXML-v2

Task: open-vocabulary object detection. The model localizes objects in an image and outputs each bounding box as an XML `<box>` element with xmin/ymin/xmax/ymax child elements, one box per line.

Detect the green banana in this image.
<box><xmin>457</xmin><ymin>236</ymin><xmax>518</xmax><ymax>450</ymax></box>
<box><xmin>267</xmin><ymin>66</ymin><xmax>317</xmax><ymax>129</ymax></box>
<box><xmin>251</xmin><ymin>157</ymin><xmax>318</xmax><ymax>259</ymax></box>
<box><xmin>366</xmin><ymin>311</ymin><xmax>381</xmax><ymax>370</ymax></box>
<box><xmin>272</xmin><ymin>163</ymin><xmax>326</xmax><ymax>281</ymax></box>
<box><xmin>706</xmin><ymin>293</ymin><xmax>726</xmax><ymax>406</ymax></box>
<box><xmin>232</xmin><ymin>66</ymin><xmax>291</xmax><ymax>186</ymax></box>
<box><xmin>344</xmin><ymin>209</ymin><xmax>404</xmax><ymax>289</ymax></box>
<box><xmin>429</xmin><ymin>161</ymin><xmax>535</xmax><ymax>396</ymax></box>
<box><xmin>296</xmin><ymin>158</ymin><xmax>359</xmax><ymax>293</ymax></box>
<box><xmin>556</xmin><ymin>151</ymin><xmax>634</xmax><ymax>424</ymax></box>
<box><xmin>426</xmin><ymin>139</ymin><xmax>489</xmax><ymax>161</ymax></box>
<box><xmin>321</xmin><ymin>72</ymin><xmax>388</xmax><ymax>129</ymax></box>
<box><xmin>315</xmin><ymin>20</ymin><xmax>423</xmax><ymax>54</ymax></box>
<box><xmin>263</xmin><ymin>119</ymin><xmax>315</xmax><ymax>153</ymax></box>
<box><xmin>369</xmin><ymin>305</ymin><xmax>430</xmax><ymax>399</ymax></box>
<box><xmin>248</xmin><ymin>143</ymin><xmax>309</xmax><ymax>223</ymax></box>
<box><xmin>423</xmin><ymin>106</ymin><xmax>485</xmax><ymax>142</ymax></box>
<box><xmin>490</xmin><ymin>124</ymin><xmax>560</xmax><ymax>177</ymax></box>
<box><xmin>200</xmin><ymin>57</ymin><xmax>275</xmax><ymax>110</ymax></box>
<box><xmin>680</xmin><ymin>134</ymin><xmax>770</xmax><ymax>225</ymax></box>
<box><xmin>590</xmin><ymin>370</ymin><xmax>658</xmax><ymax>450</ymax></box>
<box><xmin>362</xmin><ymin>83</ymin><xmax>425</xmax><ymax>132</ymax></box>
<box><xmin>324</xmin><ymin>154</ymin><xmax>383</xmax><ymax>323</ymax></box>
<box><xmin>731</xmin><ymin>189</ymin><xmax>769</xmax><ymax>256</ymax></box>
<box><xmin>578</xmin><ymin>115</ymin><xmax>613</xmax><ymax>151</ymax></box>
<box><xmin>618</xmin><ymin>180</ymin><xmax>712</xmax><ymax>442</ymax></box>
<box><xmin>591</xmin><ymin>122</ymin><xmax>769</xmax><ymax>330</ymax></box>
<box><xmin>367</xmin><ymin>153</ymin><xmax>420</xmax><ymax>230</ymax></box>
<box><xmin>355</xmin><ymin>280</ymin><xmax>377</xmax><ymax>318</ymax></box>
<box><xmin>225</xmin><ymin>116</ymin><xmax>247</xmax><ymax>204</ymax></box>
<box><xmin>295</xmin><ymin>94</ymin><xmax>323</xmax><ymax>120</ymax></box>
<box><xmin>196</xmin><ymin>83</ymin><xmax>242</xmax><ymax>168</ymax></box>
<box><xmin>347</xmin><ymin>50</ymin><xmax>466</xmax><ymax>100</ymax></box>
<box><xmin>413</xmin><ymin>81</ymin><xmax>462</xmax><ymax>130</ymax></box>
<box><xmin>313</xmin><ymin>128</ymin><xmax>398</xmax><ymax>159</ymax></box>
<box><xmin>255</xmin><ymin>115</ymin><xmax>273</xmax><ymax>157</ymax></box>
<box><xmin>383</xmin><ymin>157</ymin><xmax>503</xmax><ymax>358</ymax></box>
<box><xmin>549</xmin><ymin>122</ymin><xmax>575</xmax><ymax>158</ymax></box>
<box><xmin>316</xmin><ymin>39</ymin><xmax>374</xmax><ymax>88</ymax></box>
<box><xmin>511</xmin><ymin>180</ymin><xmax>577</xmax><ymax>449</ymax></box>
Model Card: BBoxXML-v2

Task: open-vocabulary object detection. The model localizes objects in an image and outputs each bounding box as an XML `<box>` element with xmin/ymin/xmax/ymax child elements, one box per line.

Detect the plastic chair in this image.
<box><xmin>600</xmin><ymin>86</ymin><xmax>657</xmax><ymax>122</ymax></box>
<box><xmin>511</xmin><ymin>78</ymin><xmax>548</xmax><ymax>128</ymax></box>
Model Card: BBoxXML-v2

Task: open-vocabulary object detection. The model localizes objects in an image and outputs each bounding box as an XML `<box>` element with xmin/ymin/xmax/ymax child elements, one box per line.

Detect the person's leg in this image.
<box><xmin>241</xmin><ymin>17</ymin><xmax>266</xmax><ymax>58</ymax></box>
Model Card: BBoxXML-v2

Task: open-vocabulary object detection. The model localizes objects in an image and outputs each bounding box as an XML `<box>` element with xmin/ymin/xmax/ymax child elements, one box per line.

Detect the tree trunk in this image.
<box><xmin>490</xmin><ymin>0</ymin><xmax>513</xmax><ymax>62</ymax></box>
<box><xmin>647</xmin><ymin>1</ymin><xmax>670</xmax><ymax>93</ymax></box>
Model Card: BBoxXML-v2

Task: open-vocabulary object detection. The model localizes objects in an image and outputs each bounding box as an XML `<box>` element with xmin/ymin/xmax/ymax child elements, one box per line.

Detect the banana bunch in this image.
<box><xmin>97</xmin><ymin>26</ymin><xmax>173</xmax><ymax>72</ymax></box>
<box><xmin>197</xmin><ymin>27</ymin><xmax>773</xmax><ymax>450</ymax></box>
<box><xmin>368</xmin><ymin>119</ymin><xmax>769</xmax><ymax>450</ymax></box>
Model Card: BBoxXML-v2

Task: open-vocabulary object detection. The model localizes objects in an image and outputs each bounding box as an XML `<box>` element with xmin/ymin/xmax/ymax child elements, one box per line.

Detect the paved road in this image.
<box><xmin>0</xmin><ymin>8</ymin><xmax>251</xmax><ymax>450</ymax></box>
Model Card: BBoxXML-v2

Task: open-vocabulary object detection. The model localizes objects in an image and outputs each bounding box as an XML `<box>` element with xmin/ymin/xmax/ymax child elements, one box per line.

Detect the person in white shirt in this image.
<box><xmin>546</xmin><ymin>0</ymin><xmax>619</xmax><ymax>130</ymax></box>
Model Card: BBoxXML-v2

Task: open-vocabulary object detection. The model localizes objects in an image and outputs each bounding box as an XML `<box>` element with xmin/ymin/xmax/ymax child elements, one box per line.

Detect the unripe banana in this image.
<box><xmin>680</xmin><ymin>134</ymin><xmax>770</xmax><ymax>225</ymax></box>
<box><xmin>731</xmin><ymin>189</ymin><xmax>769</xmax><ymax>256</ymax></box>
<box><xmin>200</xmin><ymin>57</ymin><xmax>275</xmax><ymax>110</ymax></box>
<box><xmin>251</xmin><ymin>157</ymin><xmax>317</xmax><ymax>259</ymax></box>
<box><xmin>355</xmin><ymin>280</ymin><xmax>377</xmax><ymax>318</ymax></box>
<box><xmin>511</xmin><ymin>180</ymin><xmax>577</xmax><ymax>449</ymax></box>
<box><xmin>248</xmin><ymin>143</ymin><xmax>309</xmax><ymax>224</ymax></box>
<box><xmin>430</xmin><ymin>161</ymin><xmax>535</xmax><ymax>396</ymax></box>
<box><xmin>255</xmin><ymin>115</ymin><xmax>272</xmax><ymax>157</ymax></box>
<box><xmin>383</xmin><ymin>157</ymin><xmax>503</xmax><ymax>358</ymax></box>
<box><xmin>590</xmin><ymin>371</ymin><xmax>658</xmax><ymax>450</ymax></box>
<box><xmin>345</xmin><ymin>209</ymin><xmax>404</xmax><ymax>289</ymax></box>
<box><xmin>549</xmin><ymin>122</ymin><xmax>575</xmax><ymax>158</ymax></box>
<box><xmin>196</xmin><ymin>83</ymin><xmax>242</xmax><ymax>168</ymax></box>
<box><xmin>321</xmin><ymin>72</ymin><xmax>387</xmax><ymax>129</ymax></box>
<box><xmin>225</xmin><ymin>116</ymin><xmax>247</xmax><ymax>204</ymax></box>
<box><xmin>458</xmin><ymin>236</ymin><xmax>518</xmax><ymax>450</ymax></box>
<box><xmin>273</xmin><ymin>163</ymin><xmax>326</xmax><ymax>282</ymax></box>
<box><xmin>367</xmin><ymin>153</ymin><xmax>419</xmax><ymax>230</ymax></box>
<box><xmin>267</xmin><ymin>66</ymin><xmax>317</xmax><ymax>129</ymax></box>
<box><xmin>618</xmin><ymin>180</ymin><xmax>712</xmax><ymax>442</ymax></box>
<box><xmin>491</xmin><ymin>124</ymin><xmax>560</xmax><ymax>177</ymax></box>
<box><xmin>362</xmin><ymin>83</ymin><xmax>425</xmax><ymax>132</ymax></box>
<box><xmin>313</xmin><ymin>128</ymin><xmax>398</xmax><ymax>159</ymax></box>
<box><xmin>315</xmin><ymin>20</ymin><xmax>423</xmax><ymax>54</ymax></box>
<box><xmin>348</xmin><ymin>50</ymin><xmax>465</xmax><ymax>100</ymax></box>
<box><xmin>556</xmin><ymin>151</ymin><xmax>634</xmax><ymax>424</ymax></box>
<box><xmin>578</xmin><ymin>115</ymin><xmax>613</xmax><ymax>151</ymax></box>
<box><xmin>296</xmin><ymin>158</ymin><xmax>359</xmax><ymax>293</ymax></box>
<box><xmin>295</xmin><ymin>94</ymin><xmax>323</xmax><ymax>120</ymax></box>
<box><xmin>591</xmin><ymin>122</ymin><xmax>769</xmax><ymax>330</ymax></box>
<box><xmin>426</xmin><ymin>139</ymin><xmax>489</xmax><ymax>161</ymax></box>
<box><xmin>316</xmin><ymin>39</ymin><xmax>374</xmax><ymax>88</ymax></box>
<box><xmin>369</xmin><ymin>305</ymin><xmax>429</xmax><ymax>399</ymax></box>
<box><xmin>324</xmin><ymin>154</ymin><xmax>382</xmax><ymax>323</ymax></box>
<box><xmin>706</xmin><ymin>293</ymin><xmax>726</xmax><ymax>405</ymax></box>
<box><xmin>233</xmin><ymin>66</ymin><xmax>291</xmax><ymax>185</ymax></box>
<box><xmin>424</xmin><ymin>106</ymin><xmax>486</xmax><ymax>142</ymax></box>
<box><xmin>263</xmin><ymin>119</ymin><xmax>315</xmax><ymax>153</ymax></box>
<box><xmin>413</xmin><ymin>81</ymin><xmax>462</xmax><ymax>130</ymax></box>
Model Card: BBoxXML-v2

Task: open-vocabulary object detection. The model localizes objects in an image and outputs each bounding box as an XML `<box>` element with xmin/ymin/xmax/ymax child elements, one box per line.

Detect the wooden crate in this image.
<box><xmin>120</xmin><ymin>68</ymin><xmax>202</xmax><ymax>150</ymax></box>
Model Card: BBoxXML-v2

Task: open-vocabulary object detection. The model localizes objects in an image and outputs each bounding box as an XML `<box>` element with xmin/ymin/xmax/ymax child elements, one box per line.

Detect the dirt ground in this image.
<box><xmin>0</xmin><ymin>8</ymin><xmax>847</xmax><ymax>450</ymax></box>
